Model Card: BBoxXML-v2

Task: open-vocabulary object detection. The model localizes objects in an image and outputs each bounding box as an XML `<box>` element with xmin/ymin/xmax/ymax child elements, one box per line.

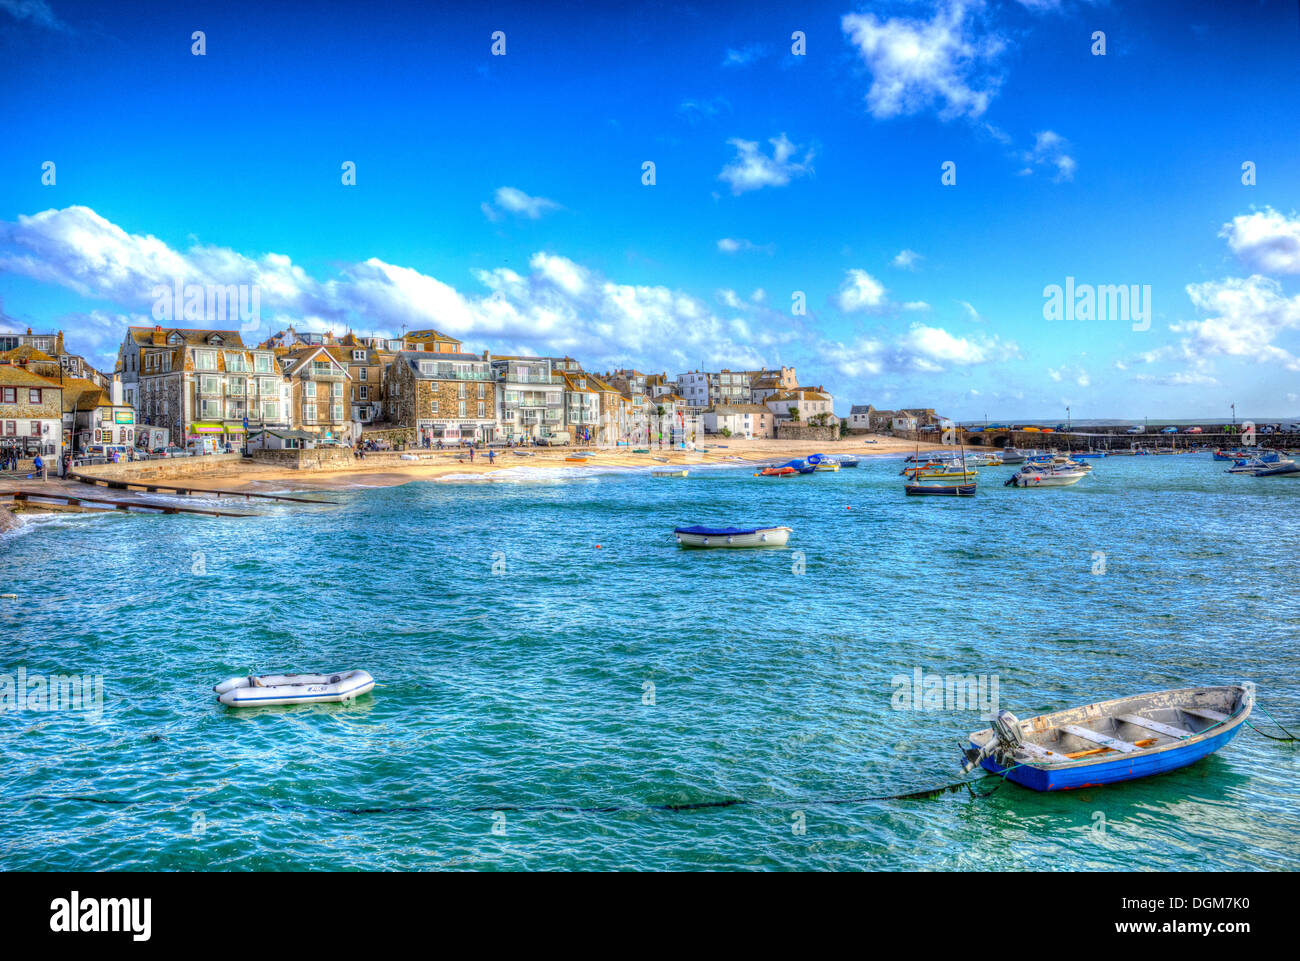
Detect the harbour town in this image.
<box><xmin>2</xmin><ymin>0</ymin><xmax>1298</xmax><ymax>909</ymax></box>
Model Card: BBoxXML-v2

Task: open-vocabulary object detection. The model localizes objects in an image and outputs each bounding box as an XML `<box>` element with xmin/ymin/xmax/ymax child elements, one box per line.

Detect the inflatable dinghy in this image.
<box><xmin>213</xmin><ymin>670</ymin><xmax>375</xmax><ymax>707</ymax></box>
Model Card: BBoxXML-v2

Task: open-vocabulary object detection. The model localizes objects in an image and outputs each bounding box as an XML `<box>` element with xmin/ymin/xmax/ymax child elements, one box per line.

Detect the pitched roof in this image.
<box><xmin>128</xmin><ymin>326</ymin><xmax>245</xmax><ymax>348</ymax></box>
<box><xmin>0</xmin><ymin>365</ymin><xmax>63</xmax><ymax>389</ymax></box>
<box><xmin>1</xmin><ymin>345</ymin><xmax>57</xmax><ymax>364</ymax></box>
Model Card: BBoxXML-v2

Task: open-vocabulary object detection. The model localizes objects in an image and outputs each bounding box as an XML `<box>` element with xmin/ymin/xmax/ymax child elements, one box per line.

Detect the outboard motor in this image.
<box><xmin>960</xmin><ymin>710</ymin><xmax>1023</xmax><ymax>773</ymax></box>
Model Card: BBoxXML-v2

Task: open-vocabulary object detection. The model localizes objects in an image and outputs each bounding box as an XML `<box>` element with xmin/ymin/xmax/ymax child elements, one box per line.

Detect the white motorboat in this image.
<box><xmin>1006</xmin><ymin>466</ymin><xmax>1087</xmax><ymax>488</ymax></box>
<box><xmin>214</xmin><ymin>670</ymin><xmax>375</xmax><ymax>707</ymax></box>
<box><xmin>674</xmin><ymin>525</ymin><xmax>792</xmax><ymax>548</ymax></box>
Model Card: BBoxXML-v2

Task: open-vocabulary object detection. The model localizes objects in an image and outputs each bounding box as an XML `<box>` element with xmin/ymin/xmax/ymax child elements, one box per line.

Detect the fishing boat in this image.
<box><xmin>632</xmin><ymin>448</ymin><xmax>651</xmax><ymax>454</ymax></box>
<box><xmin>758</xmin><ymin>465</ymin><xmax>797</xmax><ymax>477</ymax></box>
<box><xmin>814</xmin><ymin>461</ymin><xmax>841</xmax><ymax>472</ymax></box>
<box><xmin>959</xmin><ymin>685</ymin><xmax>1251</xmax><ymax>791</ymax></box>
<box><xmin>999</xmin><ymin>448</ymin><xmax>1027</xmax><ymax>464</ymax></box>
<box><xmin>214</xmin><ymin>670</ymin><xmax>375</xmax><ymax>707</ymax></box>
<box><xmin>673</xmin><ymin>525</ymin><xmax>792</xmax><ymax>548</ymax></box>
<box><xmin>836</xmin><ymin>455</ymin><xmax>860</xmax><ymax>468</ymax></box>
<box><xmin>1249</xmin><ymin>459</ymin><xmax>1300</xmax><ymax>477</ymax></box>
<box><xmin>652</xmin><ymin>468</ymin><xmax>689</xmax><ymax>478</ymax></box>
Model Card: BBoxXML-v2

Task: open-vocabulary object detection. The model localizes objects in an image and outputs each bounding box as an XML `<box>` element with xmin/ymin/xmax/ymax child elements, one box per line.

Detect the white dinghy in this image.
<box><xmin>214</xmin><ymin>670</ymin><xmax>375</xmax><ymax>707</ymax></box>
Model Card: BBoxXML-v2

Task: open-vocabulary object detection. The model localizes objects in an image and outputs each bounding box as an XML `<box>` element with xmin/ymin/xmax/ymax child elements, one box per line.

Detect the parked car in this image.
<box><xmin>539</xmin><ymin>431</ymin><xmax>572</xmax><ymax>446</ymax></box>
<box><xmin>160</xmin><ymin>445</ymin><xmax>190</xmax><ymax>457</ymax></box>
<box><xmin>1160</xmin><ymin>426</ymin><xmax>1178</xmax><ymax>434</ymax></box>
<box><xmin>1183</xmin><ymin>426</ymin><xmax>1204</xmax><ymax>434</ymax></box>
<box><xmin>1125</xmin><ymin>426</ymin><xmax>1144</xmax><ymax>434</ymax></box>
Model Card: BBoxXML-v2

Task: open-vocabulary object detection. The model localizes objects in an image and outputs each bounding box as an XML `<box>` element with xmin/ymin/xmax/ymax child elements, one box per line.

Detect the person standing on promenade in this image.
<box><xmin>33</xmin><ymin>452</ymin><xmax>45</xmax><ymax>481</ymax></box>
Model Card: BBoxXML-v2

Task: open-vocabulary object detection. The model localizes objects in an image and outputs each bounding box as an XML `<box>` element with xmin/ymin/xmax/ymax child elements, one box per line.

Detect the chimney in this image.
<box><xmin>112</xmin><ymin>374</ymin><xmax>123</xmax><ymax>406</ymax></box>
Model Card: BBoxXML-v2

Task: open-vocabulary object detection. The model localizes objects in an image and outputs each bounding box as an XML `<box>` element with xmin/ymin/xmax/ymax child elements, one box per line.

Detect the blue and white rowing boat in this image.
<box><xmin>674</xmin><ymin>525</ymin><xmax>792</xmax><ymax>548</ymax></box>
<box><xmin>214</xmin><ymin>670</ymin><xmax>375</xmax><ymax>707</ymax></box>
<box><xmin>960</xmin><ymin>685</ymin><xmax>1251</xmax><ymax>791</ymax></box>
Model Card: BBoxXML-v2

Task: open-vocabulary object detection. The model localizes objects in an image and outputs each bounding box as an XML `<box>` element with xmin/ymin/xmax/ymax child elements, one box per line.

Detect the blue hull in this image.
<box><xmin>974</xmin><ymin>722</ymin><xmax>1245</xmax><ymax>791</ymax></box>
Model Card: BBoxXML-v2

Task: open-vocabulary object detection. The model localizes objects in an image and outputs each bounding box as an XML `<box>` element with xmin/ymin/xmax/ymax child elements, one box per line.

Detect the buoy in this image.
<box><xmin>595</xmin><ymin>544</ymin><xmax>602</xmax><ymax>549</ymax></box>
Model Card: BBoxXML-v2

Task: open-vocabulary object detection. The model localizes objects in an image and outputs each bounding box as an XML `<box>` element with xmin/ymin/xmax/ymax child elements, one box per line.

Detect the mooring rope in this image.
<box><xmin>16</xmin><ymin>772</ymin><xmax>989</xmax><ymax>819</ymax></box>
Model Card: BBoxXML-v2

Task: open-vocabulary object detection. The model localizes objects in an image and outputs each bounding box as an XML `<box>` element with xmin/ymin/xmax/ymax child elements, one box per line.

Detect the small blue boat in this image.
<box><xmin>960</xmin><ymin>685</ymin><xmax>1251</xmax><ymax>791</ymax></box>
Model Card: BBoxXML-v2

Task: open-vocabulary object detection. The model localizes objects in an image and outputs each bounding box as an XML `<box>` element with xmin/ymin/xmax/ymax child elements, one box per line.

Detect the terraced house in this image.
<box><xmin>0</xmin><ymin>363</ymin><xmax>62</xmax><ymax>457</ymax></box>
<box><xmin>137</xmin><ymin>330</ymin><xmax>283</xmax><ymax>451</ymax></box>
<box><xmin>279</xmin><ymin>347</ymin><xmax>353</xmax><ymax>444</ymax></box>
<box><xmin>386</xmin><ymin>350</ymin><xmax>496</xmax><ymax>445</ymax></box>
<box><xmin>491</xmin><ymin>356</ymin><xmax>563</xmax><ymax>442</ymax></box>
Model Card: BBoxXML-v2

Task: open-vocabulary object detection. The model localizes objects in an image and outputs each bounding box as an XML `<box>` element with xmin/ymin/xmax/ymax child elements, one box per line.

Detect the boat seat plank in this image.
<box><xmin>1017</xmin><ymin>742</ymin><xmax>1075</xmax><ymax>763</ymax></box>
<box><xmin>1117</xmin><ymin>713</ymin><xmax>1194</xmax><ymax>739</ymax></box>
<box><xmin>1181</xmin><ymin>707</ymin><xmax>1228</xmax><ymax>723</ymax></box>
<box><xmin>1059</xmin><ymin>724</ymin><xmax>1141</xmax><ymax>753</ymax></box>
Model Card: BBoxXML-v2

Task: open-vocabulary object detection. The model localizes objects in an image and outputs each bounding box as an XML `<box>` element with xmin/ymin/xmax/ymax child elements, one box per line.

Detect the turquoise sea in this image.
<box><xmin>2</xmin><ymin>453</ymin><xmax>1299</xmax><ymax>870</ymax></box>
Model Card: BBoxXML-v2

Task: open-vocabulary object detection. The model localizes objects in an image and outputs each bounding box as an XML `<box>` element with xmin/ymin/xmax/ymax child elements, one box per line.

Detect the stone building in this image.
<box><xmin>0</xmin><ymin>364</ymin><xmax>63</xmax><ymax>457</ymax></box>
<box><xmin>386</xmin><ymin>350</ymin><xmax>496</xmax><ymax>445</ymax></box>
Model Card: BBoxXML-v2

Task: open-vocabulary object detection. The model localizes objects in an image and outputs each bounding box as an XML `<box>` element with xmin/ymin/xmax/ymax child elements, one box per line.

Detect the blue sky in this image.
<box><xmin>2</xmin><ymin>0</ymin><xmax>1298</xmax><ymax>420</ymax></box>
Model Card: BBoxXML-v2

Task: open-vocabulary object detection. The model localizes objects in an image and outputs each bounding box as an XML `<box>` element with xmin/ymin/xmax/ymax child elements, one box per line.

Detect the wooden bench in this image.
<box><xmin>1117</xmin><ymin>714</ymin><xmax>1193</xmax><ymax>739</ymax></box>
<box><xmin>1181</xmin><ymin>706</ymin><xmax>1228</xmax><ymax>723</ymax></box>
<box><xmin>1060</xmin><ymin>724</ymin><xmax>1141</xmax><ymax>754</ymax></box>
<box><xmin>1017</xmin><ymin>742</ymin><xmax>1075</xmax><ymax>763</ymax></box>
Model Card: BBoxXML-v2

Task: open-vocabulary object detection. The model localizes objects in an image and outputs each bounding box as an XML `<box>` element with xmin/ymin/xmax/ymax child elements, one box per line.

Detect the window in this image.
<box><xmin>259</xmin><ymin>377</ymin><xmax>278</xmax><ymax>395</ymax></box>
<box><xmin>304</xmin><ymin>382</ymin><xmax>316</xmax><ymax>398</ymax></box>
<box><xmin>305</xmin><ymin>403</ymin><xmax>316</xmax><ymax>422</ymax></box>
<box><xmin>359</xmin><ymin>386</ymin><xmax>369</xmax><ymax>400</ymax></box>
<box><xmin>359</xmin><ymin>367</ymin><xmax>367</xmax><ymax>381</ymax></box>
<box><xmin>332</xmin><ymin>404</ymin><xmax>343</xmax><ymax>421</ymax></box>
<box><xmin>0</xmin><ymin>388</ymin><xmax>14</xmax><ymax>403</ymax></box>
<box><xmin>430</xmin><ymin>397</ymin><xmax>438</xmax><ymax>414</ymax></box>
<box><xmin>195</xmin><ymin>351</ymin><xmax>217</xmax><ymax>371</ymax></box>
<box><xmin>458</xmin><ymin>401</ymin><xmax>466</xmax><ymax>417</ymax></box>
<box><xmin>255</xmin><ymin>354</ymin><xmax>272</xmax><ymax>373</ymax></box>
<box><xmin>3</xmin><ymin>421</ymin><xmax>13</xmax><ymax>436</ymax></box>
<box><xmin>262</xmin><ymin>402</ymin><xmax>278</xmax><ymax>421</ymax></box>
<box><xmin>458</xmin><ymin>383</ymin><xmax>466</xmax><ymax>399</ymax></box>
<box><xmin>228</xmin><ymin>377</ymin><xmax>245</xmax><ymax>394</ymax></box>
<box><xmin>352</xmin><ymin>350</ymin><xmax>366</xmax><ymax>362</ymax></box>
<box><xmin>31</xmin><ymin>421</ymin><xmax>41</xmax><ymax>436</ymax></box>
<box><xmin>477</xmin><ymin>402</ymin><xmax>485</xmax><ymax>418</ymax></box>
<box><xmin>29</xmin><ymin>388</ymin><xmax>41</xmax><ymax>403</ymax></box>
<box><xmin>333</xmin><ymin>382</ymin><xmax>343</xmax><ymax>399</ymax></box>
<box><xmin>201</xmin><ymin>400</ymin><xmax>221</xmax><ymax>418</ymax></box>
<box><xmin>477</xmin><ymin>383</ymin><xmax>485</xmax><ymax>399</ymax></box>
<box><xmin>419</xmin><ymin>362</ymin><xmax>435</xmax><ymax>375</ymax></box>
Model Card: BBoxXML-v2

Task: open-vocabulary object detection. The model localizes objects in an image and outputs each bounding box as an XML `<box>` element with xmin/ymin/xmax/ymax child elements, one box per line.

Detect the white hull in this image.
<box><xmin>1013</xmin><ymin>471</ymin><xmax>1085</xmax><ymax>487</ymax></box>
<box><xmin>214</xmin><ymin>670</ymin><xmax>375</xmax><ymax>707</ymax></box>
<box><xmin>675</xmin><ymin>527</ymin><xmax>791</xmax><ymax>548</ymax></box>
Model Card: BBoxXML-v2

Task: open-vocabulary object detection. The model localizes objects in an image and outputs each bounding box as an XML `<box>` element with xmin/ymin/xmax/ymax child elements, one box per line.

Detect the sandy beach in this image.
<box><xmin>162</xmin><ymin>434</ymin><xmax>948</xmax><ymax>492</ymax></box>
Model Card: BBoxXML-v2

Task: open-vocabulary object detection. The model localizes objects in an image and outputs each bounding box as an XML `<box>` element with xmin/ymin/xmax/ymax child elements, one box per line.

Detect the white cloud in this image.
<box><xmin>718</xmin><ymin>134</ymin><xmax>814</xmax><ymax>195</ymax></box>
<box><xmin>1022</xmin><ymin>130</ymin><xmax>1076</xmax><ymax>182</ymax></box>
<box><xmin>722</xmin><ymin>43</ymin><xmax>767</xmax><ymax>68</ymax></box>
<box><xmin>0</xmin><ymin>0</ymin><xmax>64</xmax><ymax>30</ymax></box>
<box><xmin>678</xmin><ymin>96</ymin><xmax>731</xmax><ymax>122</ymax></box>
<box><xmin>836</xmin><ymin>269</ymin><xmax>888</xmax><ymax>313</ymax></box>
<box><xmin>891</xmin><ymin>249</ymin><xmax>922</xmax><ymax>270</ymax></box>
<box><xmin>897</xmin><ymin>324</ymin><xmax>1018</xmax><ymax>371</ymax></box>
<box><xmin>903</xmin><ymin>301</ymin><xmax>931</xmax><ymax>311</ymax></box>
<box><xmin>841</xmin><ymin>1</ymin><xmax>1004</xmax><ymax>121</ymax></box>
<box><xmin>1220</xmin><ymin>208</ymin><xmax>1300</xmax><ymax>275</ymax></box>
<box><xmin>958</xmin><ymin>300</ymin><xmax>982</xmax><ymax>322</ymax></box>
<box><xmin>0</xmin><ymin>206</ymin><xmax>776</xmax><ymax>376</ymax></box>
<box><xmin>481</xmin><ymin>186</ymin><xmax>561</xmax><ymax>221</ymax></box>
<box><xmin>1173</xmin><ymin>275</ymin><xmax>1300</xmax><ymax>369</ymax></box>
<box><xmin>717</xmin><ymin>237</ymin><xmax>773</xmax><ymax>254</ymax></box>
<box><xmin>1048</xmin><ymin>364</ymin><xmax>1090</xmax><ymax>387</ymax></box>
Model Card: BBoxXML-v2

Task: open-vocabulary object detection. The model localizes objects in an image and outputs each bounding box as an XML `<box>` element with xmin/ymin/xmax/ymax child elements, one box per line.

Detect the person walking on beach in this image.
<box><xmin>488</xmin><ymin>448</ymin><xmax>495</xmax><ymax>465</ymax></box>
<box><xmin>469</xmin><ymin>445</ymin><xmax>474</xmax><ymax>462</ymax></box>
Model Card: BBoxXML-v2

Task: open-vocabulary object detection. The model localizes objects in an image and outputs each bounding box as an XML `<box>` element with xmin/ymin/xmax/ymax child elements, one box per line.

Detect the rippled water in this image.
<box><xmin>2</xmin><ymin>454</ymin><xmax>1299</xmax><ymax>870</ymax></box>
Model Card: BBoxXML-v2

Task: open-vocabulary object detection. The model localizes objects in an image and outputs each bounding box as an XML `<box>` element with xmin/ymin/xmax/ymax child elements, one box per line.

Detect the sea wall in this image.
<box><xmin>75</xmin><ymin>454</ymin><xmax>247</xmax><ymax>481</ymax></box>
<box><xmin>776</xmin><ymin>423</ymin><xmax>841</xmax><ymax>442</ymax></box>
<box><xmin>251</xmin><ymin>448</ymin><xmax>357</xmax><ymax>471</ymax></box>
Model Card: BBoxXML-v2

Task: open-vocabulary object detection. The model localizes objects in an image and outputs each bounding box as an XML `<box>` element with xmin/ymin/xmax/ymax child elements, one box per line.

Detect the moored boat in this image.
<box><xmin>904</xmin><ymin>481</ymin><xmax>976</xmax><ymax>496</ymax></box>
<box><xmin>214</xmin><ymin>670</ymin><xmax>375</xmax><ymax>707</ymax></box>
<box><xmin>959</xmin><ymin>685</ymin><xmax>1251</xmax><ymax>791</ymax></box>
<box><xmin>652</xmin><ymin>468</ymin><xmax>688</xmax><ymax>477</ymax></box>
<box><xmin>814</xmin><ymin>461</ymin><xmax>841</xmax><ymax>472</ymax></box>
<box><xmin>673</xmin><ymin>525</ymin><xmax>792</xmax><ymax>548</ymax></box>
<box><xmin>836</xmin><ymin>455</ymin><xmax>860</xmax><ymax>468</ymax></box>
<box><xmin>1005</xmin><ymin>464</ymin><xmax>1087</xmax><ymax>487</ymax></box>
